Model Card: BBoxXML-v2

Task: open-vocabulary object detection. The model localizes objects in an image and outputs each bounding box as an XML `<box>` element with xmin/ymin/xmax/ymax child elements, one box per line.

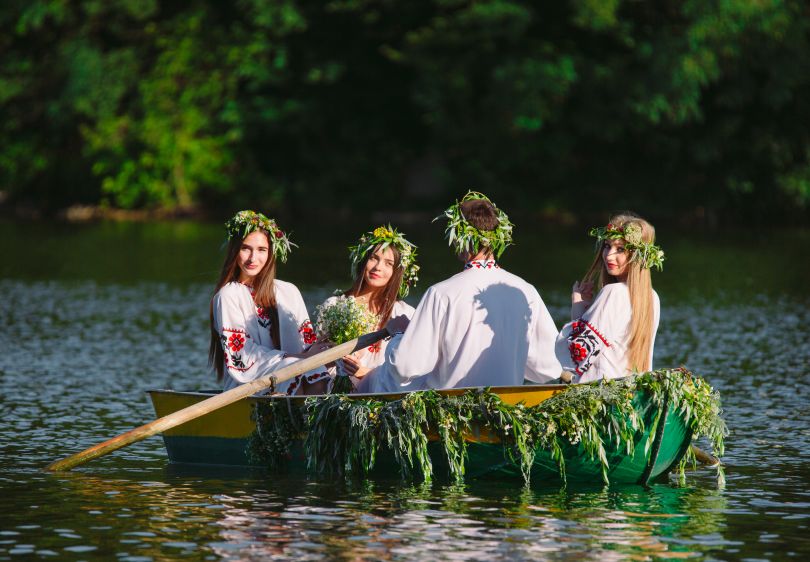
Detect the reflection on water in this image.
<box><xmin>2</xmin><ymin>468</ymin><xmax>736</xmax><ymax>561</ymax></box>
<box><xmin>1</xmin><ymin>220</ymin><xmax>810</xmax><ymax>560</ymax></box>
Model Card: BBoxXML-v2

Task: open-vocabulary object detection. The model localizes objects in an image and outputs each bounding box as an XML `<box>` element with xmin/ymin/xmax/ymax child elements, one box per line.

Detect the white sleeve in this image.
<box><xmin>555</xmin><ymin>284</ymin><xmax>627</xmax><ymax>381</ymax></box>
<box><xmin>279</xmin><ymin>287</ymin><xmax>336</xmax><ymax>395</ymax></box>
<box><xmin>384</xmin><ymin>287</ymin><xmax>447</xmax><ymax>383</ymax></box>
<box><xmin>524</xmin><ymin>294</ymin><xmax>563</xmax><ymax>383</ymax></box>
<box><xmin>275</xmin><ymin>281</ymin><xmax>315</xmax><ymax>354</ymax></box>
<box><xmin>214</xmin><ymin>288</ymin><xmax>286</xmax><ymax>385</ymax></box>
<box><xmin>649</xmin><ymin>291</ymin><xmax>661</xmax><ymax>369</ymax></box>
<box><xmin>394</xmin><ymin>300</ymin><xmax>417</xmax><ymax>320</ymax></box>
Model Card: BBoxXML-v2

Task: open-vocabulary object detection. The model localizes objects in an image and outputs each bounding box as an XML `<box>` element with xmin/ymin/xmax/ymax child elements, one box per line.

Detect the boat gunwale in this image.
<box><xmin>146</xmin><ymin>382</ymin><xmax>575</xmax><ymax>402</ymax></box>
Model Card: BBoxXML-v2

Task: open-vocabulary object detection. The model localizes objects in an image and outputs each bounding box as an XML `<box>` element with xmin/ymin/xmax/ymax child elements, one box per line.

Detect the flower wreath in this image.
<box><xmin>435</xmin><ymin>191</ymin><xmax>514</xmax><ymax>259</ymax></box>
<box><xmin>224</xmin><ymin>210</ymin><xmax>296</xmax><ymax>263</ymax></box>
<box><xmin>589</xmin><ymin>222</ymin><xmax>665</xmax><ymax>271</ymax></box>
<box><xmin>348</xmin><ymin>225</ymin><xmax>419</xmax><ymax>298</ymax></box>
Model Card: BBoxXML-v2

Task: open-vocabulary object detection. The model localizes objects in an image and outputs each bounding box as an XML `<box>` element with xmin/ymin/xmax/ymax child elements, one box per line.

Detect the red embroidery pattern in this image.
<box><xmin>573</xmin><ymin>320</ymin><xmax>610</xmax><ymax>347</ymax></box>
<box><xmin>464</xmin><ymin>260</ymin><xmax>499</xmax><ymax>270</ymax></box>
<box><xmin>286</xmin><ymin>371</ymin><xmax>331</xmax><ymax>395</ymax></box>
<box><xmin>228</xmin><ymin>333</ymin><xmax>246</xmax><ymax>352</ymax></box>
<box><xmin>570</xmin><ymin>341</ymin><xmax>588</xmax><ymax>362</ymax></box>
<box><xmin>567</xmin><ymin>320</ymin><xmax>610</xmax><ymax>376</ymax></box>
<box><xmin>298</xmin><ymin>320</ymin><xmax>317</xmax><ymax>345</ymax></box>
<box><xmin>220</xmin><ymin>329</ymin><xmax>255</xmax><ymax>373</ymax></box>
<box><xmin>256</xmin><ymin>306</ymin><xmax>272</xmax><ymax>329</ymax></box>
<box><xmin>368</xmin><ymin>341</ymin><xmax>382</xmax><ymax>354</ymax></box>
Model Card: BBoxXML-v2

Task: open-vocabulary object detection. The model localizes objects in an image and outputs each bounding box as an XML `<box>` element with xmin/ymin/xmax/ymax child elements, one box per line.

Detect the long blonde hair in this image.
<box><xmin>583</xmin><ymin>213</ymin><xmax>656</xmax><ymax>373</ymax></box>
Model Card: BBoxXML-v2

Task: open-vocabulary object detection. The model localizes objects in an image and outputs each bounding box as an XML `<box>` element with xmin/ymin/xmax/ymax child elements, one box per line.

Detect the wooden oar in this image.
<box><xmin>46</xmin><ymin>329</ymin><xmax>389</xmax><ymax>472</ymax></box>
<box><xmin>691</xmin><ymin>445</ymin><xmax>721</xmax><ymax>467</ymax></box>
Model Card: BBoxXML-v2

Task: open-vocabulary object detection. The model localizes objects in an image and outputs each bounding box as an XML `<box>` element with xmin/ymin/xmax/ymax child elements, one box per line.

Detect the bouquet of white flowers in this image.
<box><xmin>314</xmin><ymin>295</ymin><xmax>379</xmax><ymax>344</ymax></box>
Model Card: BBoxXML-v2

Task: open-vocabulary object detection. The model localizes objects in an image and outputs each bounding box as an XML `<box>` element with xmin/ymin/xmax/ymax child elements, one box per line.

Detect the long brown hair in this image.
<box><xmin>208</xmin><ymin>230</ymin><xmax>280</xmax><ymax>381</ymax></box>
<box><xmin>345</xmin><ymin>243</ymin><xmax>404</xmax><ymax>330</ymax></box>
<box><xmin>582</xmin><ymin>213</ymin><xmax>657</xmax><ymax>373</ymax></box>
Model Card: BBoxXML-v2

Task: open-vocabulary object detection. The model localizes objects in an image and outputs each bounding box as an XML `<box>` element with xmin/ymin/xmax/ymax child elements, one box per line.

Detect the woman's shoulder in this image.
<box><xmin>600</xmin><ymin>281</ymin><xmax>629</xmax><ymax>295</ymax></box>
<box><xmin>216</xmin><ymin>281</ymin><xmax>250</xmax><ymax>300</ymax></box>
<box><xmin>320</xmin><ymin>294</ymin><xmax>340</xmax><ymax>307</ymax></box>
<box><xmin>273</xmin><ymin>279</ymin><xmax>309</xmax><ymax>318</ymax></box>
<box><xmin>596</xmin><ymin>281</ymin><xmax>630</xmax><ymax>302</ymax></box>
<box><xmin>587</xmin><ymin>282</ymin><xmax>630</xmax><ymax>317</ymax></box>
<box><xmin>314</xmin><ymin>294</ymin><xmax>340</xmax><ymax>314</ymax></box>
<box><xmin>273</xmin><ymin>278</ymin><xmax>303</xmax><ymax>298</ymax></box>
<box><xmin>393</xmin><ymin>299</ymin><xmax>416</xmax><ymax>317</ymax></box>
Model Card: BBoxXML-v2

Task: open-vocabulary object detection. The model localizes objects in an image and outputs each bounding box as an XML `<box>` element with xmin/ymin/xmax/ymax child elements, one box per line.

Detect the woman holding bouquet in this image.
<box><xmin>555</xmin><ymin>212</ymin><xmax>664</xmax><ymax>383</ymax></box>
<box><xmin>209</xmin><ymin>210</ymin><xmax>329</xmax><ymax>394</ymax></box>
<box><xmin>314</xmin><ymin>225</ymin><xmax>419</xmax><ymax>390</ymax></box>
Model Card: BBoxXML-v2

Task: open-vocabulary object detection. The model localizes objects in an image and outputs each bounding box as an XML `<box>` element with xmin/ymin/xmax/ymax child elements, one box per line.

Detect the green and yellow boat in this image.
<box><xmin>148</xmin><ymin>373</ymin><xmax>714</xmax><ymax>486</ymax></box>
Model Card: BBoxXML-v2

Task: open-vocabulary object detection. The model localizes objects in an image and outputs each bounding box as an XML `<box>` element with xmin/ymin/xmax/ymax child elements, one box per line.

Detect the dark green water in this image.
<box><xmin>1</xmin><ymin>219</ymin><xmax>809</xmax><ymax>560</ymax></box>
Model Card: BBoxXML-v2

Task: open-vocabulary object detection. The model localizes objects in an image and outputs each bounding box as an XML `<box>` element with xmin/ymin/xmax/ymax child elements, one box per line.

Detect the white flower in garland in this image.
<box><xmin>623</xmin><ymin>223</ymin><xmax>643</xmax><ymax>245</ymax></box>
<box><xmin>314</xmin><ymin>295</ymin><xmax>379</xmax><ymax>344</ymax></box>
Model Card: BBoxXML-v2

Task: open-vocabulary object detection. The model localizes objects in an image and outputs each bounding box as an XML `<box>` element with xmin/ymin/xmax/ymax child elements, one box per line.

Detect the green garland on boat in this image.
<box><xmin>247</xmin><ymin>368</ymin><xmax>727</xmax><ymax>485</ymax></box>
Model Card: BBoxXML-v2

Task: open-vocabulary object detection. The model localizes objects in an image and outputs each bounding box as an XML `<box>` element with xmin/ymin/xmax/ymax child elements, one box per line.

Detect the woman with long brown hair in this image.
<box><xmin>555</xmin><ymin>212</ymin><xmax>665</xmax><ymax>382</ymax></box>
<box><xmin>318</xmin><ymin>225</ymin><xmax>419</xmax><ymax>385</ymax></box>
<box><xmin>209</xmin><ymin>210</ymin><xmax>327</xmax><ymax>394</ymax></box>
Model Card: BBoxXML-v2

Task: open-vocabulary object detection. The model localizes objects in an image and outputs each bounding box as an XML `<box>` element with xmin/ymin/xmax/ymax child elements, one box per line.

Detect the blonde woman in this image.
<box><xmin>555</xmin><ymin>213</ymin><xmax>665</xmax><ymax>383</ymax></box>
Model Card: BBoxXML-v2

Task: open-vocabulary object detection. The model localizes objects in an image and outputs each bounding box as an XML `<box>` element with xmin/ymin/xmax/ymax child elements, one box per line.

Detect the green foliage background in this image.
<box><xmin>2</xmin><ymin>0</ymin><xmax>809</xmax><ymax>222</ymax></box>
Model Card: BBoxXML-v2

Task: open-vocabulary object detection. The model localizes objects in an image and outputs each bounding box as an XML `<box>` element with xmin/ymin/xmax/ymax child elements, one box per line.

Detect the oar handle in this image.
<box><xmin>46</xmin><ymin>329</ymin><xmax>389</xmax><ymax>472</ymax></box>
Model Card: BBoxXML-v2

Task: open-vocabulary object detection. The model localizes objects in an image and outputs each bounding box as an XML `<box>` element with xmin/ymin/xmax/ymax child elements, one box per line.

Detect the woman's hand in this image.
<box><xmin>286</xmin><ymin>341</ymin><xmax>335</xmax><ymax>360</ymax></box>
<box><xmin>341</xmin><ymin>354</ymin><xmax>371</xmax><ymax>378</ymax></box>
<box><xmin>572</xmin><ymin>280</ymin><xmax>594</xmax><ymax>305</ymax></box>
<box><xmin>570</xmin><ymin>280</ymin><xmax>594</xmax><ymax>320</ymax></box>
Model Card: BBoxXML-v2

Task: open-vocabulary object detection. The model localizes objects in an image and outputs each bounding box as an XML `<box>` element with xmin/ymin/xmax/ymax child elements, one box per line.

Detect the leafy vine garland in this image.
<box><xmin>247</xmin><ymin>368</ymin><xmax>727</xmax><ymax>486</ymax></box>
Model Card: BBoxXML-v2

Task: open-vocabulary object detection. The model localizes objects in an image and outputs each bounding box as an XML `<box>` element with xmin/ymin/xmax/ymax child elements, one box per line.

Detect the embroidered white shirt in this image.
<box><xmin>212</xmin><ymin>280</ymin><xmax>314</xmax><ymax>393</ymax></box>
<box><xmin>361</xmin><ymin>261</ymin><xmax>562</xmax><ymax>392</ymax></box>
<box><xmin>555</xmin><ymin>282</ymin><xmax>660</xmax><ymax>383</ymax></box>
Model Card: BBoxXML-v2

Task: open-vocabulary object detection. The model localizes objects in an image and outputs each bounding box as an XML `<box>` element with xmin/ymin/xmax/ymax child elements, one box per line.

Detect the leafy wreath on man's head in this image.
<box><xmin>348</xmin><ymin>225</ymin><xmax>419</xmax><ymax>298</ymax></box>
<box><xmin>435</xmin><ymin>191</ymin><xmax>514</xmax><ymax>259</ymax></box>
<box><xmin>224</xmin><ymin>210</ymin><xmax>296</xmax><ymax>263</ymax></box>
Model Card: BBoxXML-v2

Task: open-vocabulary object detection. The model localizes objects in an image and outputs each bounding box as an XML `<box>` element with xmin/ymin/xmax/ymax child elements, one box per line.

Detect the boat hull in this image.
<box><xmin>147</xmin><ymin>385</ymin><xmax>691</xmax><ymax>485</ymax></box>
